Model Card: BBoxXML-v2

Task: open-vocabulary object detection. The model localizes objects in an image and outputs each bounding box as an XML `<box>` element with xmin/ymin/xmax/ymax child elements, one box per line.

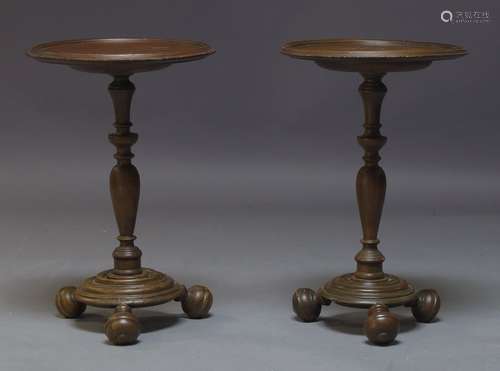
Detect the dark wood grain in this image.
<box><xmin>27</xmin><ymin>38</ymin><xmax>215</xmax><ymax>75</ymax></box>
<box><xmin>282</xmin><ymin>39</ymin><xmax>467</xmax><ymax>73</ymax></box>
<box><xmin>31</xmin><ymin>38</ymin><xmax>215</xmax><ymax>345</ymax></box>
<box><xmin>104</xmin><ymin>304</ymin><xmax>140</xmax><ymax>345</ymax></box>
<box><xmin>281</xmin><ymin>39</ymin><xmax>466</xmax><ymax>61</ymax></box>
<box><xmin>411</xmin><ymin>289</ymin><xmax>441</xmax><ymax>323</ymax></box>
<box><xmin>292</xmin><ymin>288</ymin><xmax>323</xmax><ymax>322</ymax></box>
<box><xmin>285</xmin><ymin>38</ymin><xmax>466</xmax><ymax>345</ymax></box>
<box><xmin>108</xmin><ymin>77</ymin><xmax>141</xmax><ymax>275</ymax></box>
<box><xmin>364</xmin><ymin>304</ymin><xmax>399</xmax><ymax>346</ymax></box>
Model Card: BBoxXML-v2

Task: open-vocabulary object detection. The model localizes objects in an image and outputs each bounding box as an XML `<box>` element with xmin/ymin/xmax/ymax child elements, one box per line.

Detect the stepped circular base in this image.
<box><xmin>75</xmin><ymin>268</ymin><xmax>183</xmax><ymax>308</ymax></box>
<box><xmin>319</xmin><ymin>273</ymin><xmax>415</xmax><ymax>308</ymax></box>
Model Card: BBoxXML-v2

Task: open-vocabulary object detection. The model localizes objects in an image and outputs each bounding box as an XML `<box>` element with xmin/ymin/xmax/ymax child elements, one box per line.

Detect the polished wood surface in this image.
<box><xmin>286</xmin><ymin>38</ymin><xmax>466</xmax><ymax>345</ymax></box>
<box><xmin>319</xmin><ymin>74</ymin><xmax>415</xmax><ymax>308</ymax></box>
<box><xmin>281</xmin><ymin>39</ymin><xmax>466</xmax><ymax>61</ymax></box>
<box><xmin>28</xmin><ymin>38</ymin><xmax>215</xmax><ymax>74</ymax></box>
<box><xmin>29</xmin><ymin>38</ymin><xmax>215</xmax><ymax>345</ymax></box>
<box><xmin>282</xmin><ymin>39</ymin><xmax>467</xmax><ymax>73</ymax></box>
<box><xmin>104</xmin><ymin>304</ymin><xmax>140</xmax><ymax>345</ymax></box>
<box><xmin>364</xmin><ymin>304</ymin><xmax>400</xmax><ymax>346</ymax></box>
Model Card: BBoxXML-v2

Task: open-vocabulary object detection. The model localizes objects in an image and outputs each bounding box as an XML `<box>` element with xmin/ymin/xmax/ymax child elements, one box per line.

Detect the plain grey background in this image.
<box><xmin>1</xmin><ymin>0</ymin><xmax>499</xmax><ymax>370</ymax></box>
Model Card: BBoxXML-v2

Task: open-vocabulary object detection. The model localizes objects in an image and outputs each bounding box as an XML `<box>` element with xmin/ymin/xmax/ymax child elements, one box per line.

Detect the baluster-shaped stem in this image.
<box><xmin>354</xmin><ymin>73</ymin><xmax>387</xmax><ymax>280</ymax></box>
<box><xmin>108</xmin><ymin>76</ymin><xmax>142</xmax><ymax>275</ymax></box>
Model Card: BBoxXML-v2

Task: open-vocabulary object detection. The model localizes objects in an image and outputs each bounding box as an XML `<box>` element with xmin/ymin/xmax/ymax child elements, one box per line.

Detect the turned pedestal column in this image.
<box><xmin>282</xmin><ymin>39</ymin><xmax>467</xmax><ymax>345</ymax></box>
<box><xmin>28</xmin><ymin>38</ymin><xmax>215</xmax><ymax>345</ymax></box>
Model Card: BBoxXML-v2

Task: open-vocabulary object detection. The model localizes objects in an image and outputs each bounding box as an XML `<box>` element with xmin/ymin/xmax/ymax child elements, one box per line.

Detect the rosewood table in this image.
<box><xmin>282</xmin><ymin>39</ymin><xmax>466</xmax><ymax>345</ymax></box>
<box><xmin>28</xmin><ymin>38</ymin><xmax>215</xmax><ymax>345</ymax></box>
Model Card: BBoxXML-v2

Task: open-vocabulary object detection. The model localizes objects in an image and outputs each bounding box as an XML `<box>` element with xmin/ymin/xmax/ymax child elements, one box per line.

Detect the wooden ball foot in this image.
<box><xmin>55</xmin><ymin>286</ymin><xmax>86</xmax><ymax>318</ymax></box>
<box><xmin>292</xmin><ymin>288</ymin><xmax>324</xmax><ymax>322</ymax></box>
<box><xmin>180</xmin><ymin>285</ymin><xmax>213</xmax><ymax>319</ymax></box>
<box><xmin>104</xmin><ymin>304</ymin><xmax>140</xmax><ymax>345</ymax></box>
<box><xmin>411</xmin><ymin>289</ymin><xmax>440</xmax><ymax>323</ymax></box>
<box><xmin>364</xmin><ymin>304</ymin><xmax>400</xmax><ymax>346</ymax></box>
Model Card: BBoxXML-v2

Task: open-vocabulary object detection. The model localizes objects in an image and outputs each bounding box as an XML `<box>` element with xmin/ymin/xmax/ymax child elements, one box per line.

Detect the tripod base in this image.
<box><xmin>293</xmin><ymin>274</ymin><xmax>440</xmax><ymax>346</ymax></box>
<box><xmin>55</xmin><ymin>268</ymin><xmax>213</xmax><ymax>345</ymax></box>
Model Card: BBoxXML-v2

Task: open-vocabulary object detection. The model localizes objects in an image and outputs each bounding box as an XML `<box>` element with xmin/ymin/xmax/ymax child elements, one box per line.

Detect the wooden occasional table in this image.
<box><xmin>28</xmin><ymin>38</ymin><xmax>215</xmax><ymax>345</ymax></box>
<box><xmin>282</xmin><ymin>39</ymin><xmax>467</xmax><ymax>345</ymax></box>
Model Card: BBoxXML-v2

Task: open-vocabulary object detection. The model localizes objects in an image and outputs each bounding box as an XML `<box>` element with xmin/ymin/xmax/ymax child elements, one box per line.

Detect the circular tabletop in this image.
<box><xmin>27</xmin><ymin>38</ymin><xmax>215</xmax><ymax>75</ymax></box>
<box><xmin>282</xmin><ymin>39</ymin><xmax>466</xmax><ymax>72</ymax></box>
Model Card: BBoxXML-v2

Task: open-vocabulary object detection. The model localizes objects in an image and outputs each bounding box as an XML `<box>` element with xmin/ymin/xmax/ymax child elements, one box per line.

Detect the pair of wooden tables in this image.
<box><xmin>28</xmin><ymin>38</ymin><xmax>466</xmax><ymax>346</ymax></box>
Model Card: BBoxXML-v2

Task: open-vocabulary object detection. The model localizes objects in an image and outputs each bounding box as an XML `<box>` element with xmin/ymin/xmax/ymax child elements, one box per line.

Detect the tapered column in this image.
<box><xmin>108</xmin><ymin>76</ymin><xmax>142</xmax><ymax>275</ymax></box>
<box><xmin>354</xmin><ymin>73</ymin><xmax>387</xmax><ymax>280</ymax></box>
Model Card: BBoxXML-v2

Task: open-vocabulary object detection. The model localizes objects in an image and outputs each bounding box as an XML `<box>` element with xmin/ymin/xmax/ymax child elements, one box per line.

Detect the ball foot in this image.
<box><xmin>292</xmin><ymin>288</ymin><xmax>323</xmax><ymax>322</ymax></box>
<box><xmin>55</xmin><ymin>286</ymin><xmax>86</xmax><ymax>318</ymax></box>
<box><xmin>364</xmin><ymin>304</ymin><xmax>400</xmax><ymax>346</ymax></box>
<box><xmin>411</xmin><ymin>289</ymin><xmax>440</xmax><ymax>323</ymax></box>
<box><xmin>104</xmin><ymin>304</ymin><xmax>140</xmax><ymax>345</ymax></box>
<box><xmin>180</xmin><ymin>285</ymin><xmax>213</xmax><ymax>319</ymax></box>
